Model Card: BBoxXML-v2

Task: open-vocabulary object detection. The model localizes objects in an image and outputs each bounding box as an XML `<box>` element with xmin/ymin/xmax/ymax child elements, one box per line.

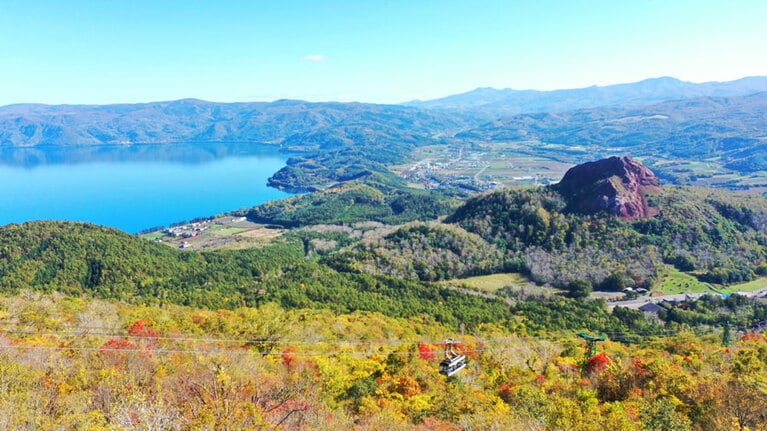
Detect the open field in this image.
<box><xmin>653</xmin><ymin>267</ymin><xmax>767</xmax><ymax>296</ymax></box>
<box><xmin>723</xmin><ymin>276</ymin><xmax>767</xmax><ymax>293</ymax></box>
<box><xmin>142</xmin><ymin>232</ymin><xmax>164</xmax><ymax>241</ymax></box>
<box><xmin>442</xmin><ymin>273</ymin><xmax>532</xmax><ymax>293</ymax></box>
<box><xmin>213</xmin><ymin>227</ymin><xmax>249</xmax><ymax>236</ymax></box>
<box><xmin>647</xmin><ymin>159</ymin><xmax>767</xmax><ymax>190</ymax></box>
<box><xmin>398</xmin><ymin>144</ymin><xmax>767</xmax><ymax>195</ymax></box>
<box><xmin>395</xmin><ymin>142</ymin><xmax>574</xmax><ymax>192</ymax></box>
<box><xmin>653</xmin><ymin>268</ymin><xmax>714</xmax><ymax>295</ymax></box>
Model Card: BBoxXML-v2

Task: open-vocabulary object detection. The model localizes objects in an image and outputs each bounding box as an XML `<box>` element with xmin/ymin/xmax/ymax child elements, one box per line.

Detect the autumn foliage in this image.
<box><xmin>585</xmin><ymin>352</ymin><xmax>611</xmax><ymax>374</ymax></box>
<box><xmin>127</xmin><ymin>319</ymin><xmax>161</xmax><ymax>338</ymax></box>
<box><xmin>418</xmin><ymin>343</ymin><xmax>435</xmax><ymax>360</ymax></box>
<box><xmin>0</xmin><ymin>293</ymin><xmax>766</xmax><ymax>430</ymax></box>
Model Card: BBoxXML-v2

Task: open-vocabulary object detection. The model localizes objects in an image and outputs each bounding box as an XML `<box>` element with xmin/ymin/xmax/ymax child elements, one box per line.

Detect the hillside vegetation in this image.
<box><xmin>0</xmin><ymin>221</ymin><xmax>511</xmax><ymax>331</ymax></box>
<box><xmin>0</xmin><ymin>291</ymin><xmax>766</xmax><ymax>430</ymax></box>
<box><xmin>448</xmin><ymin>185</ymin><xmax>767</xmax><ymax>289</ymax></box>
<box><xmin>248</xmin><ymin>172</ymin><xmax>459</xmax><ymax>227</ymax></box>
<box><xmin>4</xmin><ymin>78</ymin><xmax>767</xmax><ymax>429</ymax></box>
<box><xmin>12</xmin><ymin>219</ymin><xmax>767</xmax><ymax>340</ymax></box>
<box><xmin>319</xmin><ymin>182</ymin><xmax>767</xmax><ymax>299</ymax></box>
<box><xmin>327</xmin><ymin>223</ymin><xmax>510</xmax><ymax>281</ymax></box>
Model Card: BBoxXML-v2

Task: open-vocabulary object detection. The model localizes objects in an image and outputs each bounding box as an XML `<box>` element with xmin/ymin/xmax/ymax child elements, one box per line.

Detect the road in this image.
<box><xmin>605</xmin><ymin>288</ymin><xmax>767</xmax><ymax>310</ymax></box>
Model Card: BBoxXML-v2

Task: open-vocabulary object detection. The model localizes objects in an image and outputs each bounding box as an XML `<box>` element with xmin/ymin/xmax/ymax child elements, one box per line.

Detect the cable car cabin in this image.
<box><xmin>439</xmin><ymin>338</ymin><xmax>467</xmax><ymax>376</ymax></box>
<box><xmin>439</xmin><ymin>354</ymin><xmax>467</xmax><ymax>376</ymax></box>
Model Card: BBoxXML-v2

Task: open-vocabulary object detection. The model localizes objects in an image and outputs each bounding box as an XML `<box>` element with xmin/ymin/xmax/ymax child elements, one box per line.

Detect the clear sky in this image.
<box><xmin>1</xmin><ymin>0</ymin><xmax>765</xmax><ymax>105</ymax></box>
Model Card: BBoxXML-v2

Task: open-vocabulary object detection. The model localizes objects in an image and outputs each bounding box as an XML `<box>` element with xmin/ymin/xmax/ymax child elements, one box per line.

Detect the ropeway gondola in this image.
<box><xmin>439</xmin><ymin>338</ymin><xmax>467</xmax><ymax>376</ymax></box>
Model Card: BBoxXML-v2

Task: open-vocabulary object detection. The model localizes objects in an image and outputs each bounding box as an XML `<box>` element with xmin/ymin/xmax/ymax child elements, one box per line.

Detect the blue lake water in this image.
<box><xmin>0</xmin><ymin>143</ymin><xmax>293</xmax><ymax>233</ymax></box>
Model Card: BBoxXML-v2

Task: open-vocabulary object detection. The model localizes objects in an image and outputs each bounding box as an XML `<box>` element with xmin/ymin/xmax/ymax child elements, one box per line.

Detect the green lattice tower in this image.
<box><xmin>578</xmin><ymin>332</ymin><xmax>606</xmax><ymax>362</ymax></box>
<box><xmin>722</xmin><ymin>321</ymin><xmax>732</xmax><ymax>347</ymax></box>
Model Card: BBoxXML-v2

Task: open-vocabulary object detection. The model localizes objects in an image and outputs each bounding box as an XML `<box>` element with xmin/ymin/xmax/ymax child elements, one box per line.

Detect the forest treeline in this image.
<box><xmin>0</xmin><ymin>221</ymin><xmax>511</xmax><ymax>331</ymax></box>
<box><xmin>3</xmin><ymin>219</ymin><xmax>767</xmax><ymax>339</ymax></box>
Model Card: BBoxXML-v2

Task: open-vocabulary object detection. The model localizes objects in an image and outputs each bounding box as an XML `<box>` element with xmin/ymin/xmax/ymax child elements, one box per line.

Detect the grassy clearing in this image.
<box><xmin>654</xmin><ymin>268</ymin><xmax>714</xmax><ymax>295</ymax></box>
<box><xmin>444</xmin><ymin>273</ymin><xmax>530</xmax><ymax>293</ymax></box>
<box><xmin>142</xmin><ymin>232</ymin><xmax>164</xmax><ymax>241</ymax></box>
<box><xmin>722</xmin><ymin>277</ymin><xmax>767</xmax><ymax>293</ymax></box>
<box><xmin>654</xmin><ymin>269</ymin><xmax>767</xmax><ymax>296</ymax></box>
<box><xmin>214</xmin><ymin>227</ymin><xmax>249</xmax><ymax>236</ymax></box>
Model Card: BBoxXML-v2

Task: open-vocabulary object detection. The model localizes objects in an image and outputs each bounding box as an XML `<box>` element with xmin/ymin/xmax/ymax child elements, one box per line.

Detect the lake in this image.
<box><xmin>0</xmin><ymin>143</ymin><xmax>293</xmax><ymax>233</ymax></box>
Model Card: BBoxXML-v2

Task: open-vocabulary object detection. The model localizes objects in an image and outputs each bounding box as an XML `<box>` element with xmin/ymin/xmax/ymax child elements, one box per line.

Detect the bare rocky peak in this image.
<box><xmin>556</xmin><ymin>156</ymin><xmax>661</xmax><ymax>219</ymax></box>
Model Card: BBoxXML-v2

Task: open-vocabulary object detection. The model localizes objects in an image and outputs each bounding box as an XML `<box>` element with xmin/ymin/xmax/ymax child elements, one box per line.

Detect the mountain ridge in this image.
<box><xmin>0</xmin><ymin>98</ymin><xmax>479</xmax><ymax>148</ymax></box>
<box><xmin>4</xmin><ymin>76</ymin><xmax>767</xmax><ymax>193</ymax></box>
<box><xmin>4</xmin><ymin>76</ymin><xmax>767</xmax><ymax>149</ymax></box>
<box><xmin>408</xmin><ymin>76</ymin><xmax>767</xmax><ymax>118</ymax></box>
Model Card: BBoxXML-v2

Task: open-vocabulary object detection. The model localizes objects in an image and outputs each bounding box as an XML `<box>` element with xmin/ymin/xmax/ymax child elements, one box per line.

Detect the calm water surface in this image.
<box><xmin>0</xmin><ymin>143</ymin><xmax>292</xmax><ymax>233</ymax></box>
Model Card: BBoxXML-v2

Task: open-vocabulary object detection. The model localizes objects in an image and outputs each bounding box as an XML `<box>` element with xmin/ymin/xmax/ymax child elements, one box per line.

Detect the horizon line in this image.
<box><xmin>2</xmin><ymin>74</ymin><xmax>766</xmax><ymax>108</ymax></box>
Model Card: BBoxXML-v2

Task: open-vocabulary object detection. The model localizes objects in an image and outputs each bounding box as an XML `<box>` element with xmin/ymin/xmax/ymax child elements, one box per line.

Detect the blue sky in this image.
<box><xmin>1</xmin><ymin>0</ymin><xmax>765</xmax><ymax>105</ymax></box>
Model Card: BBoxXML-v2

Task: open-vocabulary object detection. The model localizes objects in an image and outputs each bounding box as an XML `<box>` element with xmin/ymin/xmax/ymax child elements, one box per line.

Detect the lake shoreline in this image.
<box><xmin>0</xmin><ymin>142</ymin><xmax>294</xmax><ymax>233</ymax></box>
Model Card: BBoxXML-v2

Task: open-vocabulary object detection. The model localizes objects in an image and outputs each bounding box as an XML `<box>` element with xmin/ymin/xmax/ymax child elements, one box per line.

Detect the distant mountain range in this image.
<box><xmin>3</xmin><ymin>76</ymin><xmax>767</xmax><ymax>191</ymax></box>
<box><xmin>408</xmin><ymin>76</ymin><xmax>767</xmax><ymax>118</ymax></box>
<box><xmin>4</xmin><ymin>76</ymin><xmax>767</xmax><ymax>149</ymax></box>
<box><xmin>0</xmin><ymin>99</ymin><xmax>476</xmax><ymax>148</ymax></box>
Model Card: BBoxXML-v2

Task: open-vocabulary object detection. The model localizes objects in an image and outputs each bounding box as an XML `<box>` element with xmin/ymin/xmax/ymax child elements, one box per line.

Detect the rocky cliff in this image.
<box><xmin>555</xmin><ymin>156</ymin><xmax>661</xmax><ymax>219</ymax></box>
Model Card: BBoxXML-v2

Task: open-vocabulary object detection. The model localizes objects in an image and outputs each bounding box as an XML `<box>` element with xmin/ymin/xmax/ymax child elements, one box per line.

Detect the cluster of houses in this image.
<box><xmin>401</xmin><ymin>160</ymin><xmax>501</xmax><ymax>192</ymax></box>
<box><xmin>165</xmin><ymin>220</ymin><xmax>211</xmax><ymax>239</ymax></box>
<box><xmin>163</xmin><ymin>217</ymin><xmax>249</xmax><ymax>249</ymax></box>
<box><xmin>635</xmin><ymin>289</ymin><xmax>767</xmax><ymax>326</ymax></box>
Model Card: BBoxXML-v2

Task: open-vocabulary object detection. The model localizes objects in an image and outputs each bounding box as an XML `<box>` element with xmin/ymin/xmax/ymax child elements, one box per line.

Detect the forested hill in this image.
<box><xmin>0</xmin><ymin>221</ymin><xmax>512</xmax><ymax>330</ymax></box>
<box><xmin>443</xmin><ymin>184</ymin><xmax>767</xmax><ymax>290</ymax></box>
<box><xmin>0</xmin><ymin>99</ymin><xmax>476</xmax><ymax>148</ymax></box>
<box><xmin>280</xmin><ymin>159</ymin><xmax>767</xmax><ymax>304</ymax></box>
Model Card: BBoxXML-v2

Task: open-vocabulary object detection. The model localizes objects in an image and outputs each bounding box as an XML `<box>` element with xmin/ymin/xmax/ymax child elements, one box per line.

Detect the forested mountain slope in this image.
<box><xmin>446</xmin><ymin>184</ymin><xmax>767</xmax><ymax>289</ymax></box>
<box><xmin>315</xmin><ymin>158</ymin><xmax>767</xmax><ymax>294</ymax></box>
<box><xmin>0</xmin><ymin>221</ymin><xmax>512</xmax><ymax>330</ymax></box>
<box><xmin>0</xmin><ymin>99</ymin><xmax>473</xmax><ymax>148</ymax></box>
<box><xmin>2</xmin><ymin>291</ymin><xmax>766</xmax><ymax>430</ymax></box>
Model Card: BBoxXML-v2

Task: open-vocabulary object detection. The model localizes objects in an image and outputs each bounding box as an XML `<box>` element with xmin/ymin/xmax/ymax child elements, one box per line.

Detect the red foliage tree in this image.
<box><xmin>127</xmin><ymin>319</ymin><xmax>161</xmax><ymax>338</ymax></box>
<box><xmin>585</xmin><ymin>352</ymin><xmax>611</xmax><ymax>375</ymax></box>
<box><xmin>100</xmin><ymin>338</ymin><xmax>135</xmax><ymax>353</ymax></box>
<box><xmin>282</xmin><ymin>347</ymin><xmax>298</xmax><ymax>368</ymax></box>
<box><xmin>418</xmin><ymin>343</ymin><xmax>436</xmax><ymax>360</ymax></box>
<box><xmin>498</xmin><ymin>383</ymin><xmax>514</xmax><ymax>403</ymax></box>
<box><xmin>740</xmin><ymin>333</ymin><xmax>767</xmax><ymax>343</ymax></box>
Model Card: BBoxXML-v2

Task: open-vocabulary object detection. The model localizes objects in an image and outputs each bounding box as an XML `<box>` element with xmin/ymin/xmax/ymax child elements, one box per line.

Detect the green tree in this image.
<box><xmin>566</xmin><ymin>279</ymin><xmax>593</xmax><ymax>299</ymax></box>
